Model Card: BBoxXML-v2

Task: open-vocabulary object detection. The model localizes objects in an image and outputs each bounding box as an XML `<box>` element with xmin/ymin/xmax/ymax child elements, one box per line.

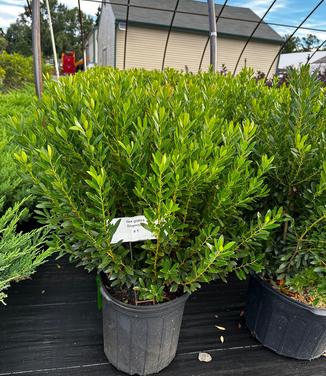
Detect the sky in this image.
<box><xmin>0</xmin><ymin>0</ymin><xmax>100</xmax><ymax>30</ymax></box>
<box><xmin>0</xmin><ymin>0</ymin><xmax>326</xmax><ymax>42</ymax></box>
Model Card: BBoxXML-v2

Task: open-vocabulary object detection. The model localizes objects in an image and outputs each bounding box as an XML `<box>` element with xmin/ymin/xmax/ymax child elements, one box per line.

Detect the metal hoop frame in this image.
<box><xmin>307</xmin><ymin>40</ymin><xmax>326</xmax><ymax>64</ymax></box>
<box><xmin>232</xmin><ymin>0</ymin><xmax>277</xmax><ymax>76</ymax></box>
<box><xmin>162</xmin><ymin>0</ymin><xmax>180</xmax><ymax>71</ymax></box>
<box><xmin>123</xmin><ymin>0</ymin><xmax>131</xmax><ymax>70</ymax></box>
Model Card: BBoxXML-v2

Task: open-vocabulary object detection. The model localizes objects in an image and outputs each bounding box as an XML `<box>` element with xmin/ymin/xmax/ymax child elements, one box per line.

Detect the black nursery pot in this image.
<box><xmin>245</xmin><ymin>274</ymin><xmax>326</xmax><ymax>360</ymax></box>
<box><xmin>100</xmin><ymin>277</ymin><xmax>189</xmax><ymax>375</ymax></box>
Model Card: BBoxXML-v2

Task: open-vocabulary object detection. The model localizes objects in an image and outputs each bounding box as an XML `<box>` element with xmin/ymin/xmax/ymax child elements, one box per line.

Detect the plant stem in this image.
<box><xmin>287</xmin><ymin>214</ymin><xmax>326</xmax><ymax>271</ymax></box>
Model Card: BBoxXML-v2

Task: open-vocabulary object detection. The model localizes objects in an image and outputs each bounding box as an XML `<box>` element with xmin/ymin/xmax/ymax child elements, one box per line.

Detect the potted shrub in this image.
<box><xmin>245</xmin><ymin>66</ymin><xmax>326</xmax><ymax>360</ymax></box>
<box><xmin>15</xmin><ymin>68</ymin><xmax>282</xmax><ymax>375</ymax></box>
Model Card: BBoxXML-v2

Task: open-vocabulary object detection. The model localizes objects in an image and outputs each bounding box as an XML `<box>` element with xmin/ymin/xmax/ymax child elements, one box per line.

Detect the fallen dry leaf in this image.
<box><xmin>198</xmin><ymin>352</ymin><xmax>212</xmax><ymax>362</ymax></box>
<box><xmin>220</xmin><ymin>336</ymin><xmax>225</xmax><ymax>343</ymax></box>
<box><xmin>215</xmin><ymin>325</ymin><xmax>226</xmax><ymax>331</ymax></box>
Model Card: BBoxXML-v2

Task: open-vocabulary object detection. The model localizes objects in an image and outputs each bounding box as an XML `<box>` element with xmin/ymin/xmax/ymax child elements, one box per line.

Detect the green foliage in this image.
<box><xmin>0</xmin><ymin>35</ymin><xmax>7</xmax><ymax>53</ymax></box>
<box><xmin>184</xmin><ymin>65</ymin><xmax>326</xmax><ymax>306</ymax></box>
<box><xmin>0</xmin><ymin>66</ymin><xmax>4</xmax><ymax>83</ymax></box>
<box><xmin>249</xmin><ymin>66</ymin><xmax>326</xmax><ymax>306</ymax></box>
<box><xmin>0</xmin><ymin>87</ymin><xmax>51</xmax><ymax>304</ymax></box>
<box><xmin>5</xmin><ymin>20</ymin><xmax>32</xmax><ymax>57</ymax></box>
<box><xmin>0</xmin><ymin>86</ymin><xmax>34</xmax><ymax>208</ymax></box>
<box><xmin>0</xmin><ymin>136</ymin><xmax>23</xmax><ymax>205</ymax></box>
<box><xmin>287</xmin><ymin>268</ymin><xmax>326</xmax><ymax>307</ymax></box>
<box><xmin>15</xmin><ymin>68</ymin><xmax>282</xmax><ymax>303</ymax></box>
<box><xmin>0</xmin><ymin>197</ymin><xmax>51</xmax><ymax>304</ymax></box>
<box><xmin>0</xmin><ymin>52</ymin><xmax>55</xmax><ymax>91</ymax></box>
<box><xmin>0</xmin><ymin>52</ymin><xmax>33</xmax><ymax>91</ymax></box>
<box><xmin>0</xmin><ymin>85</ymin><xmax>34</xmax><ymax>123</ymax></box>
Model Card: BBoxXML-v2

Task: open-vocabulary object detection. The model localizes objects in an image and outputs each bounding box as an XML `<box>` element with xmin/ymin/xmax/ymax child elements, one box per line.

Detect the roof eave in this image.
<box><xmin>115</xmin><ymin>19</ymin><xmax>283</xmax><ymax>44</ymax></box>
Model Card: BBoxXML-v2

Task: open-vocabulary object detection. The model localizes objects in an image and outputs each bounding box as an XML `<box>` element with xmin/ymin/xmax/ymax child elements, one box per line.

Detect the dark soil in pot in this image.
<box><xmin>100</xmin><ymin>275</ymin><xmax>189</xmax><ymax>375</ymax></box>
<box><xmin>245</xmin><ymin>274</ymin><xmax>326</xmax><ymax>360</ymax></box>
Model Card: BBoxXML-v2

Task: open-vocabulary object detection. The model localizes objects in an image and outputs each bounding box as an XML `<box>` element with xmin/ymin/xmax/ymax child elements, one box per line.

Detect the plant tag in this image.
<box><xmin>110</xmin><ymin>216</ymin><xmax>156</xmax><ymax>244</ymax></box>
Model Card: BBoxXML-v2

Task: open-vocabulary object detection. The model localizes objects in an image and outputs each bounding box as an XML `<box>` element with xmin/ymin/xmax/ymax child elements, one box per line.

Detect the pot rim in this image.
<box><xmin>252</xmin><ymin>273</ymin><xmax>326</xmax><ymax>315</ymax></box>
<box><xmin>100</xmin><ymin>274</ymin><xmax>189</xmax><ymax>313</ymax></box>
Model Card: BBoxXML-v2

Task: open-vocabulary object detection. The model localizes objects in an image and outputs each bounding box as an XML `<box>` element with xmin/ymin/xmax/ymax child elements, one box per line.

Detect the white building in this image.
<box><xmin>278</xmin><ymin>51</ymin><xmax>326</xmax><ymax>73</ymax></box>
<box><xmin>310</xmin><ymin>56</ymin><xmax>326</xmax><ymax>74</ymax></box>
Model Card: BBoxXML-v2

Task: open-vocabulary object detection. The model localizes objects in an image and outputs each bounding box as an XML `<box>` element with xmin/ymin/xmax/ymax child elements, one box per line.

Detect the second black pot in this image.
<box><xmin>100</xmin><ymin>278</ymin><xmax>189</xmax><ymax>375</ymax></box>
<box><xmin>245</xmin><ymin>274</ymin><xmax>326</xmax><ymax>360</ymax></box>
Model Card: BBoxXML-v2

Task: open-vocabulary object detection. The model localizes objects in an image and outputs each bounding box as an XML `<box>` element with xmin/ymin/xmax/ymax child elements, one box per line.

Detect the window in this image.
<box><xmin>118</xmin><ymin>22</ymin><xmax>126</xmax><ymax>31</ymax></box>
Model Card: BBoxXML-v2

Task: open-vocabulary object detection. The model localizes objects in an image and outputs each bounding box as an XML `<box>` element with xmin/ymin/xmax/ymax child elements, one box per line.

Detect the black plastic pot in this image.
<box><xmin>100</xmin><ymin>279</ymin><xmax>189</xmax><ymax>375</ymax></box>
<box><xmin>245</xmin><ymin>274</ymin><xmax>326</xmax><ymax>360</ymax></box>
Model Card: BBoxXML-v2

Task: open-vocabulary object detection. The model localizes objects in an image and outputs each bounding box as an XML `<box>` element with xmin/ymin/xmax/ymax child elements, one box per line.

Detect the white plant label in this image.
<box><xmin>110</xmin><ymin>215</ymin><xmax>156</xmax><ymax>244</ymax></box>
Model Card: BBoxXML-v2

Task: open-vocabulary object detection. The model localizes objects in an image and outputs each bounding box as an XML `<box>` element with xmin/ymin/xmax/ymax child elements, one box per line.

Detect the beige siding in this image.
<box><xmin>217</xmin><ymin>38</ymin><xmax>279</xmax><ymax>75</ymax></box>
<box><xmin>116</xmin><ymin>26</ymin><xmax>280</xmax><ymax>75</ymax></box>
<box><xmin>116</xmin><ymin>26</ymin><xmax>209</xmax><ymax>71</ymax></box>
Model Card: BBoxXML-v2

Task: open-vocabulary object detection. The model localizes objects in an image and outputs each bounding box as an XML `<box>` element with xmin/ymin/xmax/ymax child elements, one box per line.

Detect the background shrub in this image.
<box><xmin>0</xmin><ymin>52</ymin><xmax>33</xmax><ymax>91</ymax></box>
<box><xmin>0</xmin><ymin>86</ymin><xmax>34</xmax><ymax>209</ymax></box>
<box><xmin>0</xmin><ymin>52</ymin><xmax>53</xmax><ymax>91</ymax></box>
<box><xmin>0</xmin><ymin>66</ymin><xmax>5</xmax><ymax>84</ymax></box>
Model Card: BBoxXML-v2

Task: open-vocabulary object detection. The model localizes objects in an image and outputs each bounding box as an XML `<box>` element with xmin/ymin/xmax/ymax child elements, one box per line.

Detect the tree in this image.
<box><xmin>0</xmin><ymin>36</ymin><xmax>7</xmax><ymax>53</ymax></box>
<box><xmin>6</xmin><ymin>0</ymin><xmax>93</xmax><ymax>59</ymax></box>
<box><xmin>6</xmin><ymin>20</ymin><xmax>32</xmax><ymax>56</ymax></box>
<box><xmin>95</xmin><ymin>6</ymin><xmax>102</xmax><ymax>27</ymax></box>
<box><xmin>282</xmin><ymin>34</ymin><xmax>322</xmax><ymax>54</ymax></box>
<box><xmin>283</xmin><ymin>35</ymin><xmax>301</xmax><ymax>53</ymax></box>
<box><xmin>300</xmin><ymin>34</ymin><xmax>320</xmax><ymax>52</ymax></box>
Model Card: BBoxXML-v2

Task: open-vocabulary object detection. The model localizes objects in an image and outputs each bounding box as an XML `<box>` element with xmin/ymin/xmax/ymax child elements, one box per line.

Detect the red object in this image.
<box><xmin>62</xmin><ymin>51</ymin><xmax>76</xmax><ymax>75</ymax></box>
